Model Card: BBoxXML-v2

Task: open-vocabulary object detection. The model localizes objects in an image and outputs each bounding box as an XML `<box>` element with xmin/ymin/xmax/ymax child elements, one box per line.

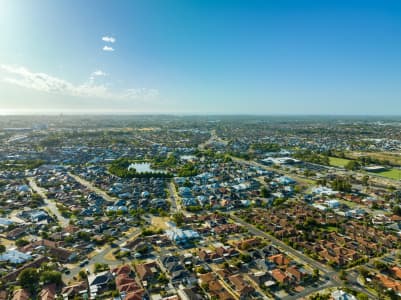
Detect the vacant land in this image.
<box><xmin>375</xmin><ymin>168</ymin><xmax>401</xmax><ymax>180</ymax></box>
<box><xmin>329</xmin><ymin>156</ymin><xmax>351</xmax><ymax>168</ymax></box>
<box><xmin>151</xmin><ymin>216</ymin><xmax>170</xmax><ymax>230</ymax></box>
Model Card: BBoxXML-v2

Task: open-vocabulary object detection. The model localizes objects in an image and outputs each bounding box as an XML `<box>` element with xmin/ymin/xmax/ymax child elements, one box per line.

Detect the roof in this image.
<box><xmin>198</xmin><ymin>272</ymin><xmax>215</xmax><ymax>283</ymax></box>
<box><xmin>268</xmin><ymin>253</ymin><xmax>290</xmax><ymax>266</ymax></box>
<box><xmin>135</xmin><ymin>261</ymin><xmax>158</xmax><ymax>280</ymax></box>
<box><xmin>61</xmin><ymin>281</ymin><xmax>87</xmax><ymax>297</ymax></box>
<box><xmin>228</xmin><ymin>274</ymin><xmax>254</xmax><ymax>294</ymax></box>
<box><xmin>0</xmin><ymin>250</ymin><xmax>32</xmax><ymax>264</ymax></box>
<box><xmin>271</xmin><ymin>269</ymin><xmax>288</xmax><ymax>283</ymax></box>
<box><xmin>12</xmin><ymin>289</ymin><xmax>30</xmax><ymax>300</ymax></box>
<box><xmin>39</xmin><ymin>284</ymin><xmax>56</xmax><ymax>300</ymax></box>
<box><xmin>331</xmin><ymin>289</ymin><xmax>357</xmax><ymax>300</ymax></box>
<box><xmin>111</xmin><ymin>264</ymin><xmax>132</xmax><ymax>276</ymax></box>
<box><xmin>88</xmin><ymin>271</ymin><xmax>112</xmax><ymax>287</ymax></box>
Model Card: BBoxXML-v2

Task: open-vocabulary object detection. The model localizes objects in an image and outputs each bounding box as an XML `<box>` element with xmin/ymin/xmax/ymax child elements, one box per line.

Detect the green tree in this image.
<box><xmin>358</xmin><ymin>267</ymin><xmax>369</xmax><ymax>278</ymax></box>
<box><xmin>309</xmin><ymin>293</ymin><xmax>330</xmax><ymax>300</ymax></box>
<box><xmin>356</xmin><ymin>293</ymin><xmax>369</xmax><ymax>300</ymax></box>
<box><xmin>15</xmin><ymin>238</ymin><xmax>29</xmax><ymax>247</ymax></box>
<box><xmin>40</xmin><ymin>270</ymin><xmax>62</xmax><ymax>286</ymax></box>
<box><xmin>331</xmin><ymin>177</ymin><xmax>352</xmax><ymax>192</ymax></box>
<box><xmin>260</xmin><ymin>186</ymin><xmax>270</xmax><ymax>198</ymax></box>
<box><xmin>172</xmin><ymin>212</ymin><xmax>184</xmax><ymax>227</ymax></box>
<box><xmin>339</xmin><ymin>270</ymin><xmax>347</xmax><ymax>281</ymax></box>
<box><xmin>78</xmin><ymin>270</ymin><xmax>87</xmax><ymax>280</ymax></box>
<box><xmin>94</xmin><ymin>263</ymin><xmax>108</xmax><ymax>273</ymax></box>
<box><xmin>19</xmin><ymin>268</ymin><xmax>38</xmax><ymax>293</ymax></box>
<box><xmin>361</xmin><ymin>175</ymin><xmax>369</xmax><ymax>186</ymax></box>
<box><xmin>312</xmin><ymin>268</ymin><xmax>320</xmax><ymax>280</ymax></box>
<box><xmin>373</xmin><ymin>260</ymin><xmax>388</xmax><ymax>271</ymax></box>
<box><xmin>392</xmin><ymin>205</ymin><xmax>401</xmax><ymax>216</ymax></box>
<box><xmin>345</xmin><ymin>160</ymin><xmax>360</xmax><ymax>171</ymax></box>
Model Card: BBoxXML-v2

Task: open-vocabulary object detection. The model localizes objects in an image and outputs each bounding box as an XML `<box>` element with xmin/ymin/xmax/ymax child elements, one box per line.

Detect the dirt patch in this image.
<box><xmin>151</xmin><ymin>216</ymin><xmax>170</xmax><ymax>230</ymax></box>
<box><xmin>104</xmin><ymin>250</ymin><xmax>117</xmax><ymax>261</ymax></box>
<box><xmin>0</xmin><ymin>237</ymin><xmax>15</xmax><ymax>248</ymax></box>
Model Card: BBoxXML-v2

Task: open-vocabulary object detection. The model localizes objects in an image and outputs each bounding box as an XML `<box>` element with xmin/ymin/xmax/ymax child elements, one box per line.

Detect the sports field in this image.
<box><xmin>375</xmin><ymin>168</ymin><xmax>401</xmax><ymax>180</ymax></box>
<box><xmin>329</xmin><ymin>156</ymin><xmax>351</xmax><ymax>168</ymax></box>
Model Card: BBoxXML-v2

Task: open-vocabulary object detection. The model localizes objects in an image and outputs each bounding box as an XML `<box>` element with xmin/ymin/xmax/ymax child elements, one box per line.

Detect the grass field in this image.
<box><xmin>375</xmin><ymin>168</ymin><xmax>401</xmax><ymax>180</ymax></box>
<box><xmin>329</xmin><ymin>156</ymin><xmax>351</xmax><ymax>168</ymax></box>
<box><xmin>349</xmin><ymin>151</ymin><xmax>401</xmax><ymax>167</ymax></box>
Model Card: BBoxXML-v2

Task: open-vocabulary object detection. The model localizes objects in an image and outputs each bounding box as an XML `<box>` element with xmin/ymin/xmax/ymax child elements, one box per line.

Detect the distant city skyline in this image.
<box><xmin>1</xmin><ymin>0</ymin><xmax>401</xmax><ymax>115</ymax></box>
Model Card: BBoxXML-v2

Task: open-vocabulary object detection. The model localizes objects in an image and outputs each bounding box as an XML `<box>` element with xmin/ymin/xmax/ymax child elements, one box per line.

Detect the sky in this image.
<box><xmin>0</xmin><ymin>0</ymin><xmax>401</xmax><ymax>115</ymax></box>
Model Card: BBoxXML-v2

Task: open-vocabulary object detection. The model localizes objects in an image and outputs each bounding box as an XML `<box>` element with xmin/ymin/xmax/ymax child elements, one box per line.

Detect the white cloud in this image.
<box><xmin>102</xmin><ymin>45</ymin><xmax>114</xmax><ymax>52</ymax></box>
<box><xmin>102</xmin><ymin>36</ymin><xmax>116</xmax><ymax>43</ymax></box>
<box><xmin>0</xmin><ymin>64</ymin><xmax>159</xmax><ymax>101</ymax></box>
<box><xmin>125</xmin><ymin>88</ymin><xmax>160</xmax><ymax>99</ymax></box>
<box><xmin>89</xmin><ymin>70</ymin><xmax>107</xmax><ymax>83</ymax></box>
<box><xmin>91</xmin><ymin>70</ymin><xmax>107</xmax><ymax>77</ymax></box>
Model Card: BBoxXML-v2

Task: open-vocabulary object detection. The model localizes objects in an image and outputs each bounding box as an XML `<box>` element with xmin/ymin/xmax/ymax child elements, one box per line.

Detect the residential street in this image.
<box><xmin>68</xmin><ymin>172</ymin><xmax>118</xmax><ymax>203</ymax></box>
<box><xmin>28</xmin><ymin>177</ymin><xmax>69</xmax><ymax>227</ymax></box>
<box><xmin>63</xmin><ymin>228</ymin><xmax>141</xmax><ymax>282</ymax></box>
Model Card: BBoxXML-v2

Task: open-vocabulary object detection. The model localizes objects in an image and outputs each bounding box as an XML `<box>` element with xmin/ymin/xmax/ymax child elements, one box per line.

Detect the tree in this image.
<box><xmin>356</xmin><ymin>293</ymin><xmax>368</xmax><ymax>300</ymax></box>
<box><xmin>385</xmin><ymin>289</ymin><xmax>399</xmax><ymax>300</ymax></box>
<box><xmin>358</xmin><ymin>267</ymin><xmax>369</xmax><ymax>278</ymax></box>
<box><xmin>0</xmin><ymin>244</ymin><xmax>5</xmax><ymax>254</ymax></box>
<box><xmin>373</xmin><ymin>260</ymin><xmax>388</xmax><ymax>271</ymax></box>
<box><xmin>15</xmin><ymin>238</ymin><xmax>29</xmax><ymax>247</ymax></box>
<box><xmin>392</xmin><ymin>205</ymin><xmax>401</xmax><ymax>216</ymax></box>
<box><xmin>40</xmin><ymin>270</ymin><xmax>62</xmax><ymax>286</ymax></box>
<box><xmin>260</xmin><ymin>186</ymin><xmax>270</xmax><ymax>198</ymax></box>
<box><xmin>94</xmin><ymin>263</ymin><xmax>108</xmax><ymax>273</ymax></box>
<box><xmin>331</xmin><ymin>177</ymin><xmax>352</xmax><ymax>192</ymax></box>
<box><xmin>361</xmin><ymin>175</ymin><xmax>369</xmax><ymax>186</ymax></box>
<box><xmin>172</xmin><ymin>212</ymin><xmax>184</xmax><ymax>227</ymax></box>
<box><xmin>19</xmin><ymin>268</ymin><xmax>38</xmax><ymax>292</ymax></box>
<box><xmin>78</xmin><ymin>270</ymin><xmax>87</xmax><ymax>280</ymax></box>
<box><xmin>312</xmin><ymin>268</ymin><xmax>320</xmax><ymax>280</ymax></box>
<box><xmin>345</xmin><ymin>160</ymin><xmax>360</xmax><ymax>171</ymax></box>
<box><xmin>157</xmin><ymin>273</ymin><xmax>169</xmax><ymax>284</ymax></box>
<box><xmin>339</xmin><ymin>269</ymin><xmax>347</xmax><ymax>281</ymax></box>
<box><xmin>309</xmin><ymin>293</ymin><xmax>330</xmax><ymax>300</ymax></box>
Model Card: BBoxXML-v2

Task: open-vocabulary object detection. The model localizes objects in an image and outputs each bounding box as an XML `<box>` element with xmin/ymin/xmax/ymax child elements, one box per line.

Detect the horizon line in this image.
<box><xmin>0</xmin><ymin>112</ymin><xmax>401</xmax><ymax>118</ymax></box>
<box><xmin>1</xmin><ymin>111</ymin><xmax>401</xmax><ymax>118</ymax></box>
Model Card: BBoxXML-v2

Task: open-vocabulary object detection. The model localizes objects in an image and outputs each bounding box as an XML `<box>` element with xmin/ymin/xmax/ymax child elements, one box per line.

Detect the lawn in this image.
<box><xmin>338</xmin><ymin>199</ymin><xmax>359</xmax><ymax>209</ymax></box>
<box><xmin>375</xmin><ymin>168</ymin><xmax>401</xmax><ymax>180</ymax></box>
<box><xmin>329</xmin><ymin>156</ymin><xmax>351</xmax><ymax>168</ymax></box>
<box><xmin>325</xmin><ymin>226</ymin><xmax>339</xmax><ymax>233</ymax></box>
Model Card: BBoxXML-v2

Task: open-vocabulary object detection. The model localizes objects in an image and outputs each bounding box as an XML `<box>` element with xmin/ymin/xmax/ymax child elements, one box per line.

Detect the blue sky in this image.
<box><xmin>0</xmin><ymin>0</ymin><xmax>401</xmax><ymax>114</ymax></box>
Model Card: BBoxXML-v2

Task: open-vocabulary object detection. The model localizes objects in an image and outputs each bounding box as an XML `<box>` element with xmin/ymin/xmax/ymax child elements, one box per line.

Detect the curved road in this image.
<box><xmin>63</xmin><ymin>228</ymin><xmax>141</xmax><ymax>282</ymax></box>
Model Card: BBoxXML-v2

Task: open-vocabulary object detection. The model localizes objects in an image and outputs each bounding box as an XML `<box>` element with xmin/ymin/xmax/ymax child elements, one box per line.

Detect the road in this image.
<box><xmin>200</xmin><ymin>131</ymin><xmax>378</xmax><ymax>298</ymax></box>
<box><xmin>68</xmin><ymin>172</ymin><xmax>118</xmax><ymax>203</ymax></box>
<box><xmin>231</xmin><ymin>213</ymin><xmax>380</xmax><ymax>299</ymax></box>
<box><xmin>63</xmin><ymin>228</ymin><xmax>141</xmax><ymax>282</ymax></box>
<box><xmin>168</xmin><ymin>181</ymin><xmax>182</xmax><ymax>213</ymax></box>
<box><xmin>209</xmin><ymin>263</ymin><xmax>241</xmax><ymax>300</ymax></box>
<box><xmin>208</xmin><ymin>129</ymin><xmax>400</xmax><ymax>189</ymax></box>
<box><xmin>198</xmin><ymin>129</ymin><xmax>227</xmax><ymax>151</ymax></box>
<box><xmin>283</xmin><ymin>280</ymin><xmax>337</xmax><ymax>300</ymax></box>
<box><xmin>28</xmin><ymin>177</ymin><xmax>69</xmax><ymax>227</ymax></box>
<box><xmin>231</xmin><ymin>156</ymin><xmax>317</xmax><ymax>185</ymax></box>
<box><xmin>230</xmin><ymin>214</ymin><xmax>332</xmax><ymax>275</ymax></box>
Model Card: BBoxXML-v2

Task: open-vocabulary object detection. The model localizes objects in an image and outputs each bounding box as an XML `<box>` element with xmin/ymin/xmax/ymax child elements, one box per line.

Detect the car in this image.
<box><xmin>79</xmin><ymin>259</ymin><xmax>89</xmax><ymax>267</ymax></box>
